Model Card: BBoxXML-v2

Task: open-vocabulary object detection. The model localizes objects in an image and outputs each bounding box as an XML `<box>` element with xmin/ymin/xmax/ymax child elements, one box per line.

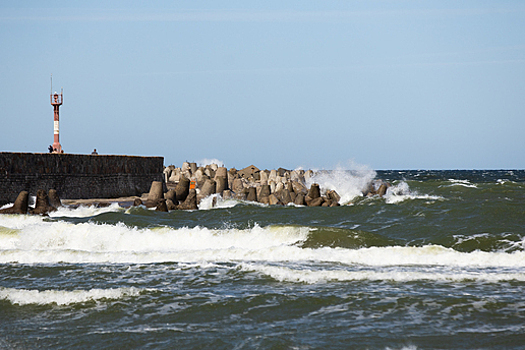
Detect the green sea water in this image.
<box><xmin>0</xmin><ymin>170</ymin><xmax>524</xmax><ymax>349</ymax></box>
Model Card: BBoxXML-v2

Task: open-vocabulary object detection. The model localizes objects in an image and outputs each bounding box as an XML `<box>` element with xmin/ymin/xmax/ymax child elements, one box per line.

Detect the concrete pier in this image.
<box><xmin>0</xmin><ymin>152</ymin><xmax>163</xmax><ymax>206</ymax></box>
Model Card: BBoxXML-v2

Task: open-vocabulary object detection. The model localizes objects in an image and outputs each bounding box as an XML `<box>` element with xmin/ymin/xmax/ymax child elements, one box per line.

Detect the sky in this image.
<box><xmin>1</xmin><ymin>1</ymin><xmax>524</xmax><ymax>170</ymax></box>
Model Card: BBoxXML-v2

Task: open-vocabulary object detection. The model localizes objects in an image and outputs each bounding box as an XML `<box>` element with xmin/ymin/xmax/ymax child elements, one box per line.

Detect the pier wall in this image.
<box><xmin>0</xmin><ymin>152</ymin><xmax>164</xmax><ymax>205</ymax></box>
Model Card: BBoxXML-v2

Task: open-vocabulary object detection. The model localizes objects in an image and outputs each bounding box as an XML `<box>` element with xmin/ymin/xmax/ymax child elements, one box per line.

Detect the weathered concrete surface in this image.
<box><xmin>175</xmin><ymin>177</ymin><xmax>190</xmax><ymax>202</ymax></box>
<box><xmin>155</xmin><ymin>198</ymin><xmax>169</xmax><ymax>212</ymax></box>
<box><xmin>178</xmin><ymin>189</ymin><xmax>198</xmax><ymax>210</ymax></box>
<box><xmin>30</xmin><ymin>189</ymin><xmax>57</xmax><ymax>215</ymax></box>
<box><xmin>0</xmin><ymin>191</ymin><xmax>29</xmax><ymax>214</ymax></box>
<box><xmin>148</xmin><ymin>181</ymin><xmax>164</xmax><ymax>203</ymax></box>
<box><xmin>0</xmin><ymin>152</ymin><xmax>163</xmax><ymax>206</ymax></box>
<box><xmin>48</xmin><ymin>189</ymin><xmax>62</xmax><ymax>208</ymax></box>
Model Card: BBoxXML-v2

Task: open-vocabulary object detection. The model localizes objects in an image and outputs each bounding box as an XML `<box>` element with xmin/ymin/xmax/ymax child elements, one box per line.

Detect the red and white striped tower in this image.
<box><xmin>50</xmin><ymin>83</ymin><xmax>63</xmax><ymax>153</ymax></box>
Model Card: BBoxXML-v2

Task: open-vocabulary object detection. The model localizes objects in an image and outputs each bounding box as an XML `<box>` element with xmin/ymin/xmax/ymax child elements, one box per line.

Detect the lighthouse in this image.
<box><xmin>50</xmin><ymin>76</ymin><xmax>63</xmax><ymax>153</ymax></box>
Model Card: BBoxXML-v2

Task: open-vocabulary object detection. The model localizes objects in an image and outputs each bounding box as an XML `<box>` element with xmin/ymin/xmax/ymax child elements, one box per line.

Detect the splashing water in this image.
<box><xmin>197</xmin><ymin>158</ymin><xmax>225</xmax><ymax>167</ymax></box>
<box><xmin>198</xmin><ymin>193</ymin><xmax>242</xmax><ymax>210</ymax></box>
<box><xmin>384</xmin><ymin>182</ymin><xmax>444</xmax><ymax>204</ymax></box>
<box><xmin>306</xmin><ymin>161</ymin><xmax>377</xmax><ymax>204</ymax></box>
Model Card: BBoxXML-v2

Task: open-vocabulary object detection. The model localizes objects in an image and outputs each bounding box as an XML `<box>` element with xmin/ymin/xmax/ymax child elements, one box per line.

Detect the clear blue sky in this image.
<box><xmin>1</xmin><ymin>1</ymin><xmax>524</xmax><ymax>170</ymax></box>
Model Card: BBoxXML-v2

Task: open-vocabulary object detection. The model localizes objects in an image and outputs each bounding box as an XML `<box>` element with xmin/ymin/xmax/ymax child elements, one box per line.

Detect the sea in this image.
<box><xmin>0</xmin><ymin>169</ymin><xmax>524</xmax><ymax>349</ymax></box>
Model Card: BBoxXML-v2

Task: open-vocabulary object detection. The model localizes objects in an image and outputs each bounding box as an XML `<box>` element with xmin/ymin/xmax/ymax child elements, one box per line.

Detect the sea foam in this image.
<box><xmin>1</xmin><ymin>214</ymin><xmax>525</xmax><ymax>268</ymax></box>
<box><xmin>48</xmin><ymin>202</ymin><xmax>125</xmax><ymax>218</ymax></box>
<box><xmin>241</xmin><ymin>262</ymin><xmax>525</xmax><ymax>284</ymax></box>
<box><xmin>0</xmin><ymin>216</ymin><xmax>311</xmax><ymax>263</ymax></box>
<box><xmin>384</xmin><ymin>182</ymin><xmax>443</xmax><ymax>204</ymax></box>
<box><xmin>443</xmin><ymin>179</ymin><xmax>478</xmax><ymax>189</ymax></box>
<box><xmin>0</xmin><ymin>287</ymin><xmax>141</xmax><ymax>306</ymax></box>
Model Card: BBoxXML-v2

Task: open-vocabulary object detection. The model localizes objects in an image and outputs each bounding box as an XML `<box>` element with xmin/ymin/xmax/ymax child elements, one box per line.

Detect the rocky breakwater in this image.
<box><xmin>0</xmin><ymin>163</ymin><xmax>392</xmax><ymax>213</ymax></box>
<box><xmin>155</xmin><ymin>162</ymin><xmax>391</xmax><ymax>211</ymax></box>
<box><xmin>132</xmin><ymin>177</ymin><xmax>197</xmax><ymax>212</ymax></box>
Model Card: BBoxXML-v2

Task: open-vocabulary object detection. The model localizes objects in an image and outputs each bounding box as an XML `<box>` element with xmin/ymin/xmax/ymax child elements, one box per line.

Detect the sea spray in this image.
<box><xmin>197</xmin><ymin>158</ymin><xmax>225</xmax><ymax>167</ymax></box>
<box><xmin>305</xmin><ymin>161</ymin><xmax>377</xmax><ymax>204</ymax></box>
<box><xmin>384</xmin><ymin>181</ymin><xmax>444</xmax><ymax>204</ymax></box>
<box><xmin>198</xmin><ymin>193</ymin><xmax>250</xmax><ymax>210</ymax></box>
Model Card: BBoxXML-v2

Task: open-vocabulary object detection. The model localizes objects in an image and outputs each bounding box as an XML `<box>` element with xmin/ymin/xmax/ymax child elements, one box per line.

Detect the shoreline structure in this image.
<box><xmin>1</xmin><ymin>159</ymin><xmax>391</xmax><ymax>214</ymax></box>
<box><xmin>0</xmin><ymin>152</ymin><xmax>163</xmax><ymax>207</ymax></box>
<box><xmin>69</xmin><ymin>162</ymin><xmax>389</xmax><ymax>211</ymax></box>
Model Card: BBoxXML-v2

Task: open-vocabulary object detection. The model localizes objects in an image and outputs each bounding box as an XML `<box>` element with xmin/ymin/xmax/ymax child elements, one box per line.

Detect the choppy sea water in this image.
<box><xmin>0</xmin><ymin>170</ymin><xmax>524</xmax><ymax>349</ymax></box>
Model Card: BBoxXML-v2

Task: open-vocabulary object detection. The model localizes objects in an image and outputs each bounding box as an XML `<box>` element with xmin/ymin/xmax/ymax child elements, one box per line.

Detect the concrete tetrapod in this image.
<box><xmin>175</xmin><ymin>177</ymin><xmax>190</xmax><ymax>202</ymax></box>
<box><xmin>0</xmin><ymin>191</ymin><xmax>29</xmax><ymax>214</ymax></box>
<box><xmin>178</xmin><ymin>189</ymin><xmax>198</xmax><ymax>210</ymax></box>
<box><xmin>148</xmin><ymin>181</ymin><xmax>164</xmax><ymax>203</ymax></box>
<box><xmin>30</xmin><ymin>189</ymin><xmax>57</xmax><ymax>215</ymax></box>
<box><xmin>48</xmin><ymin>189</ymin><xmax>62</xmax><ymax>208</ymax></box>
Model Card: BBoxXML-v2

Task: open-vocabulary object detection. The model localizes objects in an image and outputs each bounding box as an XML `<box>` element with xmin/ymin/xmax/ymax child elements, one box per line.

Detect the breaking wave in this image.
<box><xmin>241</xmin><ymin>263</ymin><xmax>525</xmax><ymax>284</ymax></box>
<box><xmin>0</xmin><ymin>287</ymin><xmax>141</xmax><ymax>306</ymax></box>
<box><xmin>1</xmin><ymin>214</ymin><xmax>524</xmax><ymax>270</ymax></box>
<box><xmin>384</xmin><ymin>182</ymin><xmax>444</xmax><ymax>204</ymax></box>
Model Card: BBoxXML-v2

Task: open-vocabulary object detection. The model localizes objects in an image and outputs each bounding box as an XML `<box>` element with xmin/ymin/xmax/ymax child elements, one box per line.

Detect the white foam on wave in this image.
<box><xmin>197</xmin><ymin>194</ymin><xmax>266</xmax><ymax>210</ymax></box>
<box><xmin>48</xmin><ymin>202</ymin><xmax>125</xmax><ymax>218</ymax></box>
<box><xmin>1</xmin><ymin>202</ymin><xmax>125</xmax><ymax>217</ymax></box>
<box><xmin>306</xmin><ymin>161</ymin><xmax>377</xmax><ymax>204</ymax></box>
<box><xmin>0</xmin><ymin>213</ymin><xmax>47</xmax><ymax>230</ymax></box>
<box><xmin>384</xmin><ymin>182</ymin><xmax>444</xmax><ymax>204</ymax></box>
<box><xmin>241</xmin><ymin>263</ymin><xmax>525</xmax><ymax>284</ymax></box>
<box><xmin>199</xmin><ymin>194</ymin><xmax>305</xmax><ymax>210</ymax></box>
<box><xmin>0</xmin><ymin>202</ymin><xmax>14</xmax><ymax>210</ymax></box>
<box><xmin>1</xmin><ymin>213</ymin><xmax>525</xmax><ymax>269</ymax></box>
<box><xmin>0</xmin><ymin>217</ymin><xmax>312</xmax><ymax>263</ymax></box>
<box><xmin>320</xmin><ymin>245</ymin><xmax>525</xmax><ymax>268</ymax></box>
<box><xmin>0</xmin><ymin>287</ymin><xmax>141</xmax><ymax>306</ymax></box>
<box><xmin>444</xmin><ymin>179</ymin><xmax>478</xmax><ymax>189</ymax></box>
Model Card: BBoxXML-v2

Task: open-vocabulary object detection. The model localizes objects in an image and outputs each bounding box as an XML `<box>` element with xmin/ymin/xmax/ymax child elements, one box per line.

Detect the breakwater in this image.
<box><xmin>153</xmin><ymin>162</ymin><xmax>389</xmax><ymax>211</ymax></box>
<box><xmin>0</xmin><ymin>152</ymin><xmax>163</xmax><ymax>206</ymax></box>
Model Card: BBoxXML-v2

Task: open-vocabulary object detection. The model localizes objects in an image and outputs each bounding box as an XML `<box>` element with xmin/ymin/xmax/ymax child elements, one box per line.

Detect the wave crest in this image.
<box><xmin>0</xmin><ymin>287</ymin><xmax>141</xmax><ymax>306</ymax></box>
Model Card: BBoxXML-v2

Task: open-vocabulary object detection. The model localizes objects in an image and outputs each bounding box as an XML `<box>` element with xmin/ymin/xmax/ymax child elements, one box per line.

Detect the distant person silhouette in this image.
<box><xmin>48</xmin><ymin>145</ymin><xmax>53</xmax><ymax>153</ymax></box>
<box><xmin>91</xmin><ymin>149</ymin><xmax>98</xmax><ymax>155</ymax></box>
